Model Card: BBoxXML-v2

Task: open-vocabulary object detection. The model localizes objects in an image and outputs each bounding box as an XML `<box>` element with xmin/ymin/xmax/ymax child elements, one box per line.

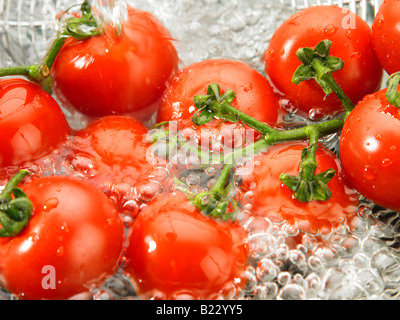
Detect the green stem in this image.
<box><xmin>41</xmin><ymin>33</ymin><xmax>69</xmax><ymax>71</ymax></box>
<box><xmin>220</xmin><ymin>104</ymin><xmax>278</xmax><ymax>136</ymax></box>
<box><xmin>0</xmin><ymin>170</ymin><xmax>31</xmax><ymax>199</ymax></box>
<box><xmin>279</xmin><ymin>125</ymin><xmax>336</xmax><ymax>202</ymax></box>
<box><xmin>210</xmin><ymin>163</ymin><xmax>233</xmax><ymax>194</ymax></box>
<box><xmin>221</xmin><ymin>113</ymin><xmax>346</xmax><ymax>164</ymax></box>
<box><xmin>299</xmin><ymin>127</ymin><xmax>319</xmax><ymax>181</ymax></box>
<box><xmin>311</xmin><ymin>58</ymin><xmax>355</xmax><ymax>113</ymax></box>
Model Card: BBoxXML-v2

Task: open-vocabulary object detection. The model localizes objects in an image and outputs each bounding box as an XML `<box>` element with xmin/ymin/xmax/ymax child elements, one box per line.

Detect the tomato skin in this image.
<box><xmin>157</xmin><ymin>59</ymin><xmax>280</xmax><ymax>128</ymax></box>
<box><xmin>372</xmin><ymin>0</ymin><xmax>400</xmax><ymax>75</ymax></box>
<box><xmin>124</xmin><ymin>192</ymin><xmax>248</xmax><ymax>300</ymax></box>
<box><xmin>339</xmin><ymin>89</ymin><xmax>400</xmax><ymax>212</ymax></box>
<box><xmin>264</xmin><ymin>5</ymin><xmax>383</xmax><ymax>118</ymax></box>
<box><xmin>51</xmin><ymin>6</ymin><xmax>179</xmax><ymax>119</ymax></box>
<box><xmin>0</xmin><ymin>175</ymin><xmax>125</xmax><ymax>300</ymax></box>
<box><xmin>66</xmin><ymin>115</ymin><xmax>152</xmax><ymax>191</ymax></box>
<box><xmin>240</xmin><ymin>142</ymin><xmax>359</xmax><ymax>235</ymax></box>
<box><xmin>0</xmin><ymin>78</ymin><xmax>71</xmax><ymax>168</ymax></box>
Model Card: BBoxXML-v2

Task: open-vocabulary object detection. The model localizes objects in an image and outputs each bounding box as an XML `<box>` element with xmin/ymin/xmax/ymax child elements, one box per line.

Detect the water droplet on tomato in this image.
<box><xmin>346</xmin><ymin>30</ymin><xmax>352</xmax><ymax>39</ymax></box>
<box><xmin>280</xmin><ymin>48</ymin><xmax>285</xmax><ymax>56</ymax></box>
<box><xmin>137</xmin><ymin>180</ymin><xmax>164</xmax><ymax>203</ymax></box>
<box><xmin>60</xmin><ymin>222</ymin><xmax>69</xmax><ymax>232</ymax></box>
<box><xmin>362</xmin><ymin>166</ymin><xmax>377</xmax><ymax>181</ymax></box>
<box><xmin>148</xmin><ymin>167</ymin><xmax>170</xmax><ymax>183</ymax></box>
<box><xmin>242</xmin><ymin>82</ymin><xmax>253</xmax><ymax>92</ymax></box>
<box><xmin>43</xmin><ymin>198</ymin><xmax>59</xmax><ymax>212</ymax></box>
<box><xmin>122</xmin><ymin>215</ymin><xmax>133</xmax><ymax>228</ymax></box>
<box><xmin>122</xmin><ymin>199</ymin><xmax>140</xmax><ymax>218</ymax></box>
<box><xmin>381</xmin><ymin>158</ymin><xmax>393</xmax><ymax>168</ymax></box>
<box><xmin>244</xmin><ymin>191</ymin><xmax>257</xmax><ymax>203</ymax></box>
<box><xmin>307</xmin><ymin>27</ymin><xmax>314</xmax><ymax>33</ymax></box>
<box><xmin>309</xmin><ymin>108</ymin><xmax>325</xmax><ymax>121</ymax></box>
<box><xmin>350</xmin><ymin>52</ymin><xmax>361</xmax><ymax>59</ymax></box>
<box><xmin>324</xmin><ymin>24</ymin><xmax>338</xmax><ymax>35</ymax></box>
<box><xmin>375</xmin><ymin>15</ymin><xmax>385</xmax><ymax>28</ymax></box>
<box><xmin>56</xmin><ymin>246</ymin><xmax>64</xmax><ymax>257</ymax></box>
<box><xmin>281</xmin><ymin>99</ymin><xmax>297</xmax><ymax>114</ymax></box>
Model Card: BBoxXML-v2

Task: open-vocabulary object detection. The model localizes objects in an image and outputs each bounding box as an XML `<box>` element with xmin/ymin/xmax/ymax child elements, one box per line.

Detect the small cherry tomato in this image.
<box><xmin>0</xmin><ymin>78</ymin><xmax>71</xmax><ymax>168</ymax></box>
<box><xmin>124</xmin><ymin>192</ymin><xmax>248</xmax><ymax>300</ymax></box>
<box><xmin>340</xmin><ymin>88</ymin><xmax>400</xmax><ymax>212</ymax></box>
<box><xmin>51</xmin><ymin>6</ymin><xmax>179</xmax><ymax>120</ymax></box>
<box><xmin>240</xmin><ymin>142</ymin><xmax>359</xmax><ymax>236</ymax></box>
<box><xmin>157</xmin><ymin>59</ymin><xmax>280</xmax><ymax>128</ymax></box>
<box><xmin>65</xmin><ymin>115</ymin><xmax>153</xmax><ymax>193</ymax></box>
<box><xmin>264</xmin><ymin>5</ymin><xmax>383</xmax><ymax>118</ymax></box>
<box><xmin>0</xmin><ymin>175</ymin><xmax>125</xmax><ymax>300</ymax></box>
<box><xmin>372</xmin><ymin>0</ymin><xmax>400</xmax><ymax>75</ymax></box>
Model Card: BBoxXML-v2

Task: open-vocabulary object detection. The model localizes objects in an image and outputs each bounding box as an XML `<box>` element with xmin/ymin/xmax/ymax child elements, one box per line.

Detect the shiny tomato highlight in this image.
<box><xmin>264</xmin><ymin>5</ymin><xmax>383</xmax><ymax>118</ymax></box>
<box><xmin>51</xmin><ymin>6</ymin><xmax>179</xmax><ymax>120</ymax></box>
<box><xmin>0</xmin><ymin>78</ymin><xmax>71</xmax><ymax>168</ymax></box>
<box><xmin>157</xmin><ymin>59</ymin><xmax>280</xmax><ymax>128</ymax></box>
<box><xmin>124</xmin><ymin>192</ymin><xmax>248</xmax><ymax>300</ymax></box>
<box><xmin>240</xmin><ymin>142</ymin><xmax>359</xmax><ymax>236</ymax></box>
<box><xmin>0</xmin><ymin>175</ymin><xmax>125</xmax><ymax>300</ymax></box>
<box><xmin>340</xmin><ymin>88</ymin><xmax>400</xmax><ymax>212</ymax></box>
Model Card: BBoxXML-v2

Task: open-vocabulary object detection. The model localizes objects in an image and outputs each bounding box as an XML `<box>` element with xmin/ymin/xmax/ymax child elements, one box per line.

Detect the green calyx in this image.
<box><xmin>292</xmin><ymin>39</ymin><xmax>355</xmax><ymax>113</ymax></box>
<box><xmin>293</xmin><ymin>39</ymin><xmax>344</xmax><ymax>92</ymax></box>
<box><xmin>0</xmin><ymin>170</ymin><xmax>33</xmax><ymax>237</ymax></box>
<box><xmin>175</xmin><ymin>164</ymin><xmax>240</xmax><ymax>222</ymax></box>
<box><xmin>192</xmin><ymin>83</ymin><xmax>238</xmax><ymax>126</ymax></box>
<box><xmin>279</xmin><ymin>128</ymin><xmax>335</xmax><ymax>202</ymax></box>
<box><xmin>386</xmin><ymin>72</ymin><xmax>400</xmax><ymax>109</ymax></box>
<box><xmin>63</xmin><ymin>1</ymin><xmax>101</xmax><ymax>40</ymax></box>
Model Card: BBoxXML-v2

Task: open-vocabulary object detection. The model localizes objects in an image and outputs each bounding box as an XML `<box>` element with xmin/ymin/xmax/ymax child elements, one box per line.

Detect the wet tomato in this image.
<box><xmin>66</xmin><ymin>115</ymin><xmax>153</xmax><ymax>195</ymax></box>
<box><xmin>51</xmin><ymin>6</ymin><xmax>179</xmax><ymax>120</ymax></box>
<box><xmin>0</xmin><ymin>175</ymin><xmax>125</xmax><ymax>300</ymax></box>
<box><xmin>340</xmin><ymin>88</ymin><xmax>400</xmax><ymax>212</ymax></box>
<box><xmin>264</xmin><ymin>5</ymin><xmax>383</xmax><ymax>118</ymax></box>
<box><xmin>124</xmin><ymin>192</ymin><xmax>248</xmax><ymax>300</ymax></box>
<box><xmin>240</xmin><ymin>142</ymin><xmax>359</xmax><ymax>236</ymax></box>
<box><xmin>156</xmin><ymin>59</ymin><xmax>280</xmax><ymax>129</ymax></box>
<box><xmin>0</xmin><ymin>78</ymin><xmax>71</xmax><ymax>168</ymax></box>
<box><xmin>372</xmin><ymin>0</ymin><xmax>400</xmax><ymax>75</ymax></box>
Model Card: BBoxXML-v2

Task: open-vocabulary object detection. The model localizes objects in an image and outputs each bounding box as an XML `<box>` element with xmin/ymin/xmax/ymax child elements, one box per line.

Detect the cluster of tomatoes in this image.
<box><xmin>0</xmin><ymin>0</ymin><xmax>399</xmax><ymax>300</ymax></box>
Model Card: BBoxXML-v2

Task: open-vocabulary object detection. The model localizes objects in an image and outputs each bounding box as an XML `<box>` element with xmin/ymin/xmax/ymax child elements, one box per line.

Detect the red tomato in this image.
<box><xmin>65</xmin><ymin>115</ymin><xmax>153</xmax><ymax>193</ymax></box>
<box><xmin>264</xmin><ymin>5</ymin><xmax>383</xmax><ymax>118</ymax></box>
<box><xmin>0</xmin><ymin>78</ymin><xmax>71</xmax><ymax>168</ymax></box>
<box><xmin>156</xmin><ymin>59</ymin><xmax>280</xmax><ymax>128</ymax></box>
<box><xmin>372</xmin><ymin>0</ymin><xmax>400</xmax><ymax>75</ymax></box>
<box><xmin>0</xmin><ymin>175</ymin><xmax>125</xmax><ymax>300</ymax></box>
<box><xmin>124</xmin><ymin>192</ymin><xmax>248</xmax><ymax>300</ymax></box>
<box><xmin>240</xmin><ymin>142</ymin><xmax>359</xmax><ymax>236</ymax></box>
<box><xmin>340</xmin><ymin>88</ymin><xmax>400</xmax><ymax>212</ymax></box>
<box><xmin>51</xmin><ymin>6</ymin><xmax>179</xmax><ymax>120</ymax></box>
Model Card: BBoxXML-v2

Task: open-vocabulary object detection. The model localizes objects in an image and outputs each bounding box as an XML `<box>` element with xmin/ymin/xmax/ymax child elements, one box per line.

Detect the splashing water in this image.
<box><xmin>94</xmin><ymin>0</ymin><xmax>128</xmax><ymax>37</ymax></box>
<box><xmin>1</xmin><ymin>0</ymin><xmax>399</xmax><ymax>300</ymax></box>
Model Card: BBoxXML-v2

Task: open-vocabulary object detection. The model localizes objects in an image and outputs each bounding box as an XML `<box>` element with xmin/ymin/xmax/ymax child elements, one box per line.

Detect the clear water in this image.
<box><xmin>1</xmin><ymin>0</ymin><xmax>399</xmax><ymax>301</ymax></box>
